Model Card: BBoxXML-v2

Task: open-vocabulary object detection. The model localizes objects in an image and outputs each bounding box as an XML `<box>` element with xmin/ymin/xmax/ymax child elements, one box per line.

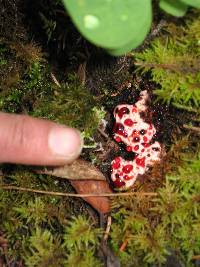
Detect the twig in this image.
<box><xmin>192</xmin><ymin>255</ymin><xmax>200</xmax><ymax>260</ymax></box>
<box><xmin>103</xmin><ymin>216</ymin><xmax>112</xmax><ymax>241</ymax></box>
<box><xmin>98</xmin><ymin>128</ymin><xmax>109</xmax><ymax>140</ymax></box>
<box><xmin>183</xmin><ymin>124</ymin><xmax>200</xmax><ymax>134</ymax></box>
<box><xmin>120</xmin><ymin>238</ymin><xmax>129</xmax><ymax>252</ymax></box>
<box><xmin>50</xmin><ymin>72</ymin><xmax>61</xmax><ymax>88</ymax></box>
<box><xmin>0</xmin><ymin>185</ymin><xmax>158</xmax><ymax>197</ymax></box>
<box><xmin>77</xmin><ymin>61</ymin><xmax>86</xmax><ymax>86</ymax></box>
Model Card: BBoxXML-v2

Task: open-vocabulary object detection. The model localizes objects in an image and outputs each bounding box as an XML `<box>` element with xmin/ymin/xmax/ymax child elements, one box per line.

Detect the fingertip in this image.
<box><xmin>48</xmin><ymin>127</ymin><xmax>83</xmax><ymax>162</ymax></box>
<box><xmin>0</xmin><ymin>112</ymin><xmax>83</xmax><ymax>165</ymax></box>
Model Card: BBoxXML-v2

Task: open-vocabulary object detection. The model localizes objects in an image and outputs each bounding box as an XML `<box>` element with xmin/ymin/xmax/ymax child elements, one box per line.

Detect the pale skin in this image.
<box><xmin>0</xmin><ymin>112</ymin><xmax>83</xmax><ymax>165</ymax></box>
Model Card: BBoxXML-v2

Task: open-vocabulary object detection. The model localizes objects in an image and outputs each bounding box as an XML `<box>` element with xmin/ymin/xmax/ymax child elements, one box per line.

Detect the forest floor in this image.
<box><xmin>0</xmin><ymin>0</ymin><xmax>200</xmax><ymax>266</ymax></box>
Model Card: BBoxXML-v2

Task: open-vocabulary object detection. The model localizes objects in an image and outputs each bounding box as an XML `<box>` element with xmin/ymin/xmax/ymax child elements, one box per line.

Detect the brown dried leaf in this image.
<box><xmin>70</xmin><ymin>180</ymin><xmax>112</xmax><ymax>213</ymax></box>
<box><xmin>36</xmin><ymin>159</ymin><xmax>112</xmax><ymax>213</ymax></box>
<box><xmin>36</xmin><ymin>159</ymin><xmax>106</xmax><ymax>181</ymax></box>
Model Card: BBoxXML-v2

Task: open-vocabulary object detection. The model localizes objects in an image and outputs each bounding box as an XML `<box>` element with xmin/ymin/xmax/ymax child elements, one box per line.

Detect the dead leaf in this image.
<box><xmin>70</xmin><ymin>180</ymin><xmax>112</xmax><ymax>213</ymax></box>
<box><xmin>36</xmin><ymin>159</ymin><xmax>106</xmax><ymax>181</ymax></box>
<box><xmin>36</xmin><ymin>159</ymin><xmax>112</xmax><ymax>213</ymax></box>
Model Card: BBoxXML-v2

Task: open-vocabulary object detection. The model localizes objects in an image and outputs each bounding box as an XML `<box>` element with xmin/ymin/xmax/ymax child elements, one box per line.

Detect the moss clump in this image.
<box><xmin>134</xmin><ymin>12</ymin><xmax>200</xmax><ymax>113</ymax></box>
<box><xmin>22</xmin><ymin>216</ymin><xmax>102</xmax><ymax>267</ymax></box>
<box><xmin>0</xmin><ymin>187</ymin><xmax>103</xmax><ymax>266</ymax></box>
<box><xmin>32</xmin><ymin>74</ymin><xmax>105</xmax><ymax>142</ymax></box>
<box><xmin>0</xmin><ymin>40</ymin><xmax>51</xmax><ymax>113</ymax></box>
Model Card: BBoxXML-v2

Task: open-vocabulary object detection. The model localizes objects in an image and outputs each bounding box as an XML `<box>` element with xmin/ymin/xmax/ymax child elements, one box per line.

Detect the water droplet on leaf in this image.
<box><xmin>120</xmin><ymin>14</ymin><xmax>128</xmax><ymax>21</ymax></box>
<box><xmin>83</xmin><ymin>15</ymin><xmax>100</xmax><ymax>29</ymax></box>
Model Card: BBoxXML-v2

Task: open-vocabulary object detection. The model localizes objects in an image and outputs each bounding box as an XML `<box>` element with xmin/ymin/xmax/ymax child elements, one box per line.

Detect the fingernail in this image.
<box><xmin>48</xmin><ymin>127</ymin><xmax>83</xmax><ymax>159</ymax></box>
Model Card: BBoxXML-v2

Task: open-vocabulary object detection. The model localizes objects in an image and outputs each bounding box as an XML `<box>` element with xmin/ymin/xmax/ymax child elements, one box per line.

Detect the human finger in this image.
<box><xmin>0</xmin><ymin>112</ymin><xmax>83</xmax><ymax>165</ymax></box>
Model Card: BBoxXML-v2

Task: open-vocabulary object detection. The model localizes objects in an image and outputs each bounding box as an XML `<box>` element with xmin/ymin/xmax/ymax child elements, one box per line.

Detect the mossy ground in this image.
<box><xmin>0</xmin><ymin>1</ymin><xmax>200</xmax><ymax>266</ymax></box>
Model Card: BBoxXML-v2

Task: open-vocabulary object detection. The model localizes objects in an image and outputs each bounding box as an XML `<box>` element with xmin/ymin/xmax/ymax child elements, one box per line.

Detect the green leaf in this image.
<box><xmin>108</xmin><ymin>13</ymin><xmax>151</xmax><ymax>56</ymax></box>
<box><xmin>180</xmin><ymin>0</ymin><xmax>200</xmax><ymax>8</ymax></box>
<box><xmin>62</xmin><ymin>0</ymin><xmax>152</xmax><ymax>55</ymax></box>
<box><xmin>159</xmin><ymin>0</ymin><xmax>188</xmax><ymax>17</ymax></box>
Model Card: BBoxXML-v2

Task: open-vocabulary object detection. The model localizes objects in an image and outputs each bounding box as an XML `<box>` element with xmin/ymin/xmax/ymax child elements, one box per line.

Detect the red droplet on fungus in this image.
<box><xmin>133</xmin><ymin>136</ymin><xmax>140</xmax><ymax>142</ymax></box>
<box><xmin>143</xmin><ymin>136</ymin><xmax>148</xmax><ymax>142</ymax></box>
<box><xmin>112</xmin><ymin>161</ymin><xmax>120</xmax><ymax>169</ymax></box>
<box><xmin>136</xmin><ymin>157</ymin><xmax>146</xmax><ymax>168</ymax></box>
<box><xmin>122</xmin><ymin>164</ymin><xmax>133</xmax><ymax>174</ymax></box>
<box><xmin>115</xmin><ymin>157</ymin><xmax>121</xmax><ymax>163</ymax></box>
<box><xmin>124</xmin><ymin>118</ymin><xmax>134</xmax><ymax>127</ymax></box>
<box><xmin>142</xmin><ymin>143</ymin><xmax>150</xmax><ymax>148</ymax></box>
<box><xmin>113</xmin><ymin>178</ymin><xmax>125</xmax><ymax>188</ymax></box>
<box><xmin>115</xmin><ymin>136</ymin><xmax>121</xmax><ymax>143</ymax></box>
<box><xmin>118</xmin><ymin>107</ymin><xmax>130</xmax><ymax>119</ymax></box>
<box><xmin>113</xmin><ymin>123</ymin><xmax>128</xmax><ymax>137</ymax></box>
<box><xmin>132</xmin><ymin>129</ymin><xmax>139</xmax><ymax>136</ymax></box>
<box><xmin>132</xmin><ymin>106</ymin><xmax>137</xmax><ymax>113</ymax></box>
<box><xmin>124</xmin><ymin>175</ymin><xmax>133</xmax><ymax>180</ymax></box>
<box><xmin>113</xmin><ymin>123</ymin><xmax>123</xmax><ymax>133</ymax></box>
<box><xmin>126</xmin><ymin>146</ymin><xmax>132</xmax><ymax>152</ymax></box>
<box><xmin>123</xmin><ymin>132</ymin><xmax>128</xmax><ymax>138</ymax></box>
<box><xmin>134</xmin><ymin>145</ymin><xmax>139</xmax><ymax>151</ymax></box>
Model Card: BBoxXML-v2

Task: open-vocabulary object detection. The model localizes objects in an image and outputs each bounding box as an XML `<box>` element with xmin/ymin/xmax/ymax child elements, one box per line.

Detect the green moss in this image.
<box><xmin>0</xmin><ymin>188</ymin><xmax>103</xmax><ymax>265</ymax></box>
<box><xmin>63</xmin><ymin>216</ymin><xmax>103</xmax><ymax>267</ymax></box>
<box><xmin>24</xmin><ymin>228</ymin><xmax>65</xmax><ymax>267</ymax></box>
<box><xmin>134</xmin><ymin>12</ymin><xmax>200</xmax><ymax>113</ymax></box>
<box><xmin>32</xmin><ymin>74</ymin><xmax>105</xmax><ymax>142</ymax></box>
<box><xmin>0</xmin><ymin>41</ymin><xmax>51</xmax><ymax>113</ymax></box>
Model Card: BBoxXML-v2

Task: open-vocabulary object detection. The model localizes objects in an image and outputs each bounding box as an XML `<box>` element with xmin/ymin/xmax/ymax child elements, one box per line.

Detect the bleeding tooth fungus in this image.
<box><xmin>111</xmin><ymin>90</ymin><xmax>162</xmax><ymax>189</ymax></box>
